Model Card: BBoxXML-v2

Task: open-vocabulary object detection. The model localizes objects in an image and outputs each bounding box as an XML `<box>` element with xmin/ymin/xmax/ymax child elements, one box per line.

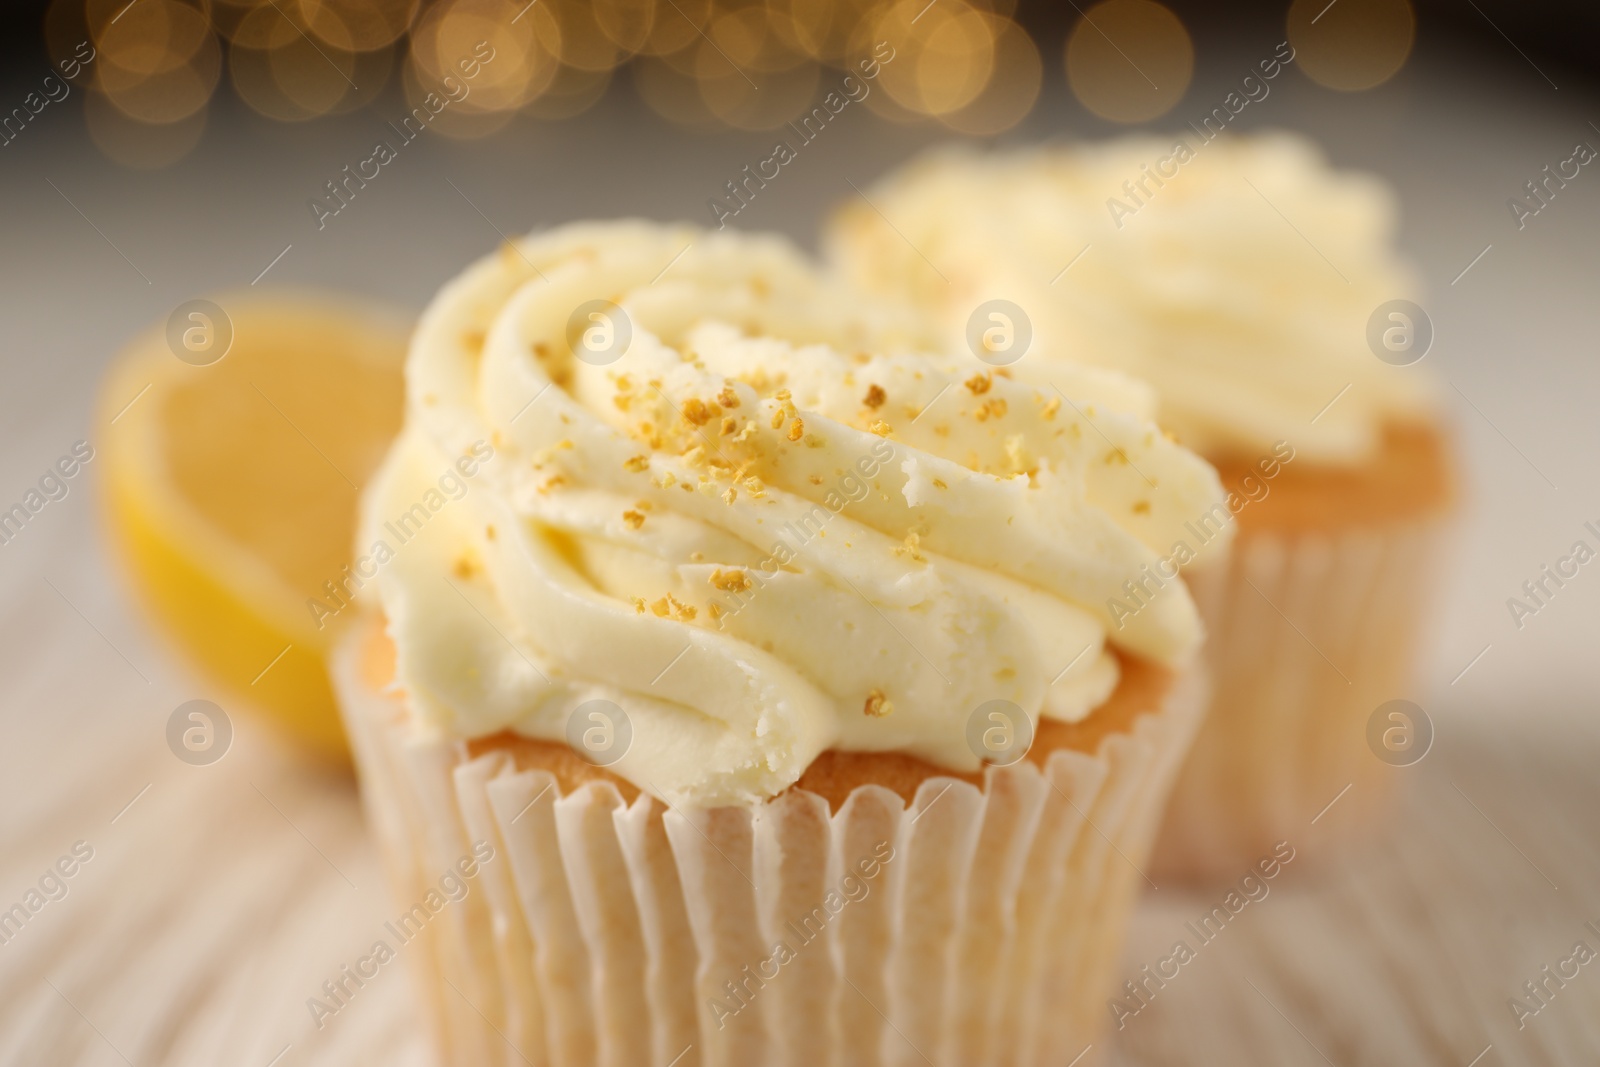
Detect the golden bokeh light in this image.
<box><xmin>873</xmin><ymin>0</ymin><xmax>997</xmax><ymax>117</ymax></box>
<box><xmin>525</xmin><ymin>62</ymin><xmax>614</xmax><ymax>120</ymax></box>
<box><xmin>593</xmin><ymin>0</ymin><xmax>657</xmax><ymax>55</ymax></box>
<box><xmin>1288</xmin><ymin>0</ymin><xmax>1416</xmax><ymax>92</ymax></box>
<box><xmin>915</xmin><ymin>5</ymin><xmax>996</xmax><ymax>114</ymax></box>
<box><xmin>302</xmin><ymin>0</ymin><xmax>420</xmax><ymax>52</ymax></box>
<box><xmin>90</xmin><ymin>0</ymin><xmax>221</xmax><ymax>125</ymax></box>
<box><xmin>654</xmin><ymin>36</ymin><xmax>705</xmax><ymax>77</ymax></box>
<box><xmin>410</xmin><ymin>0</ymin><xmax>561</xmax><ymax>114</ymax></box>
<box><xmin>268</xmin><ymin>9</ymin><xmax>359</xmax><ymax>115</ymax></box>
<box><xmin>49</xmin><ymin>0</ymin><xmax>1054</xmax><ymax>159</ymax></box>
<box><xmin>84</xmin><ymin>86</ymin><xmax>209</xmax><ymax>168</ymax></box>
<box><xmin>331</xmin><ymin>46</ymin><xmax>399</xmax><ymax>115</ymax></box>
<box><xmin>226</xmin><ymin>2</ymin><xmax>304</xmax><ymax>49</ymax></box>
<box><xmin>98</xmin><ymin>44</ymin><xmax>222</xmax><ymax>125</ymax></box>
<box><xmin>401</xmin><ymin>50</ymin><xmax>520</xmax><ymax>137</ymax></box>
<box><xmin>858</xmin><ymin>46</ymin><xmax>926</xmax><ymax>126</ymax></box>
<box><xmin>548</xmin><ymin>0</ymin><xmax>621</xmax><ymax>74</ymax></box>
<box><xmin>89</xmin><ymin>0</ymin><xmax>211</xmax><ymax>77</ymax></box>
<box><xmin>634</xmin><ymin>53</ymin><xmax>719</xmax><ymax>128</ymax></box>
<box><xmin>206</xmin><ymin>0</ymin><xmax>264</xmax><ymax>43</ymax></box>
<box><xmin>699</xmin><ymin>55</ymin><xmax>820</xmax><ymax>131</ymax></box>
<box><xmin>941</xmin><ymin>13</ymin><xmax>1040</xmax><ymax>135</ymax></box>
<box><xmin>1066</xmin><ymin>0</ymin><xmax>1193</xmax><ymax>123</ymax></box>
<box><xmin>692</xmin><ymin>4</ymin><xmax>820</xmax><ymax>129</ymax></box>
<box><xmin>43</xmin><ymin>0</ymin><xmax>91</xmax><ymax>71</ymax></box>
<box><xmin>769</xmin><ymin>0</ymin><xmax>855</xmax><ymax>63</ymax></box>
<box><xmin>639</xmin><ymin>0</ymin><xmax>715</xmax><ymax>57</ymax></box>
<box><xmin>229</xmin><ymin>6</ymin><xmax>355</xmax><ymax>121</ymax></box>
<box><xmin>709</xmin><ymin>6</ymin><xmax>807</xmax><ymax>74</ymax></box>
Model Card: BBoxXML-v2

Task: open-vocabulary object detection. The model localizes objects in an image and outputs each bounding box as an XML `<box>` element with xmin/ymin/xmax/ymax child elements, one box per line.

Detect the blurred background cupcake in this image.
<box><xmin>334</xmin><ymin>219</ymin><xmax>1232</xmax><ymax>1063</ymax></box>
<box><xmin>827</xmin><ymin>131</ymin><xmax>1456</xmax><ymax>880</ymax></box>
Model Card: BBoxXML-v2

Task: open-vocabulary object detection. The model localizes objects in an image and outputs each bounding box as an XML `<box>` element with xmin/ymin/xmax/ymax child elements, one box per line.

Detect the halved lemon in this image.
<box><xmin>97</xmin><ymin>292</ymin><xmax>409</xmax><ymax>761</ymax></box>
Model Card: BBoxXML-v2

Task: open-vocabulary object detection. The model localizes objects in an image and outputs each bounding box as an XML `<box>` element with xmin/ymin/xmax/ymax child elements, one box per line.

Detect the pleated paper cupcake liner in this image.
<box><xmin>1153</xmin><ymin>518</ymin><xmax>1448</xmax><ymax>882</ymax></box>
<box><xmin>332</xmin><ymin>628</ymin><xmax>1207</xmax><ymax>1067</ymax></box>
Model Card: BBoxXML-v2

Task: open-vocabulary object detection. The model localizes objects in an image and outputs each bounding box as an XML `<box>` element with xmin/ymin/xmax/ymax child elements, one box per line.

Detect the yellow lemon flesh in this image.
<box><xmin>98</xmin><ymin>293</ymin><xmax>409</xmax><ymax>762</ymax></box>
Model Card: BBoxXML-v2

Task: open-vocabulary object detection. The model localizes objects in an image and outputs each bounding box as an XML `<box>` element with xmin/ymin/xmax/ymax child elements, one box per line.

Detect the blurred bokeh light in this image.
<box><xmin>37</xmin><ymin>0</ymin><xmax>1425</xmax><ymax>165</ymax></box>
<box><xmin>1065</xmin><ymin>0</ymin><xmax>1194</xmax><ymax>123</ymax></box>
<box><xmin>1287</xmin><ymin>0</ymin><xmax>1416</xmax><ymax>92</ymax></box>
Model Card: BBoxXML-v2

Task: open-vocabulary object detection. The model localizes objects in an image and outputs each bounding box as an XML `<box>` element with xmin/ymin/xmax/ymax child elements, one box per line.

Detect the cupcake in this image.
<box><xmin>827</xmin><ymin>133</ymin><xmax>1455</xmax><ymax>880</ymax></box>
<box><xmin>333</xmin><ymin>220</ymin><xmax>1230</xmax><ymax>1064</ymax></box>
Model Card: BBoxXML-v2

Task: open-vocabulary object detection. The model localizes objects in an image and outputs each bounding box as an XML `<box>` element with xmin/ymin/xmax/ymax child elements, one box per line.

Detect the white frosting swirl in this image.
<box><xmin>361</xmin><ymin>221</ymin><xmax>1227</xmax><ymax>807</ymax></box>
<box><xmin>827</xmin><ymin>132</ymin><xmax>1437</xmax><ymax>464</ymax></box>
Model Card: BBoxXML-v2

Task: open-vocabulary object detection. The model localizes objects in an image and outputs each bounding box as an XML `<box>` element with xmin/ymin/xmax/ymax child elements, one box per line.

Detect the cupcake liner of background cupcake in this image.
<box><xmin>333</xmin><ymin>622</ymin><xmax>1207</xmax><ymax>1067</ymax></box>
<box><xmin>1149</xmin><ymin>420</ymin><xmax>1456</xmax><ymax>882</ymax></box>
<box><xmin>1151</xmin><ymin>513</ymin><xmax>1450</xmax><ymax>883</ymax></box>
